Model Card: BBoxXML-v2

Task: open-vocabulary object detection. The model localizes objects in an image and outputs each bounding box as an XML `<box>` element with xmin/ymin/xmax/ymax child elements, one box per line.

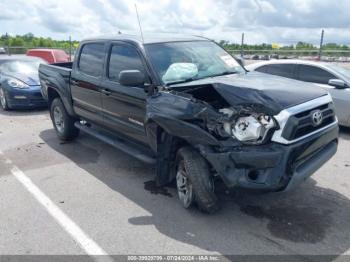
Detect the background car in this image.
<box><xmin>26</xmin><ymin>48</ymin><xmax>70</xmax><ymax>64</ymax></box>
<box><xmin>0</xmin><ymin>47</ymin><xmax>6</xmax><ymax>54</ymax></box>
<box><xmin>246</xmin><ymin>59</ymin><xmax>350</xmax><ymax>127</ymax></box>
<box><xmin>0</xmin><ymin>56</ymin><xmax>47</xmax><ymax>110</ymax></box>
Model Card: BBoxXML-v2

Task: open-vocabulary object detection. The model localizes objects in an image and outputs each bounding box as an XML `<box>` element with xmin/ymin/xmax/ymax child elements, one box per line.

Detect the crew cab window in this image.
<box><xmin>264</xmin><ymin>64</ymin><xmax>295</xmax><ymax>78</ymax></box>
<box><xmin>298</xmin><ymin>65</ymin><xmax>336</xmax><ymax>84</ymax></box>
<box><xmin>108</xmin><ymin>44</ymin><xmax>145</xmax><ymax>82</ymax></box>
<box><xmin>78</xmin><ymin>43</ymin><xmax>105</xmax><ymax>77</ymax></box>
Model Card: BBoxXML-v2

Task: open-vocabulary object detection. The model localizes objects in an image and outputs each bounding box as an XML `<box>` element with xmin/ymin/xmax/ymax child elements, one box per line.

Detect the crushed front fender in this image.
<box><xmin>145</xmin><ymin>91</ymin><xmax>221</xmax><ymax>149</ymax></box>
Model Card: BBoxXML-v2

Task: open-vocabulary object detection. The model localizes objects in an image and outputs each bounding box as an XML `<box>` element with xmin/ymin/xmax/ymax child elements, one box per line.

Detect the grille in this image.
<box><xmin>282</xmin><ymin>102</ymin><xmax>336</xmax><ymax>141</ymax></box>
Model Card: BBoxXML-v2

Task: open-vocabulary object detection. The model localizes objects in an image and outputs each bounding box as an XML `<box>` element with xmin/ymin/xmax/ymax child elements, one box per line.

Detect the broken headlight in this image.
<box><xmin>220</xmin><ymin>109</ymin><xmax>275</xmax><ymax>144</ymax></box>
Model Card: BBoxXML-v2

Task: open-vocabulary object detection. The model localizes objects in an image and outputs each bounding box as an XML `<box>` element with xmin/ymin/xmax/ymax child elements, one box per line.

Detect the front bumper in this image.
<box><xmin>5</xmin><ymin>86</ymin><xmax>47</xmax><ymax>108</ymax></box>
<box><xmin>202</xmin><ymin>123</ymin><xmax>338</xmax><ymax>192</ymax></box>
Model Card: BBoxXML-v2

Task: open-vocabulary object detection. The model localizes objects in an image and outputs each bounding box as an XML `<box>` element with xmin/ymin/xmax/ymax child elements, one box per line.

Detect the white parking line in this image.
<box><xmin>0</xmin><ymin>151</ymin><xmax>112</xmax><ymax>259</ymax></box>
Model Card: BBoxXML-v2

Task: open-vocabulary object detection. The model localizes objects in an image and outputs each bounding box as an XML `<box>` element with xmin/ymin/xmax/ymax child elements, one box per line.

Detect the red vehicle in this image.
<box><xmin>26</xmin><ymin>49</ymin><xmax>70</xmax><ymax>64</ymax></box>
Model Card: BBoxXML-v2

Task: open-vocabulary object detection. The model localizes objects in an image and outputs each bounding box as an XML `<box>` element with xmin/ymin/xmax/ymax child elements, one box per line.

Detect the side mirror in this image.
<box><xmin>119</xmin><ymin>70</ymin><xmax>145</xmax><ymax>87</ymax></box>
<box><xmin>328</xmin><ymin>79</ymin><xmax>347</xmax><ymax>89</ymax></box>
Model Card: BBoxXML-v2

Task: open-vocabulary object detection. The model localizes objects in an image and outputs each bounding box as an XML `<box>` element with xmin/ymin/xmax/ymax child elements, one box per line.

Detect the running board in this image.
<box><xmin>74</xmin><ymin>122</ymin><xmax>156</xmax><ymax>164</ymax></box>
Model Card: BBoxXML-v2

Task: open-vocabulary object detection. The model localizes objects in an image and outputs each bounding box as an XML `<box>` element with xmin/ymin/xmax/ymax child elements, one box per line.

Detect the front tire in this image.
<box><xmin>0</xmin><ymin>87</ymin><xmax>9</xmax><ymax>111</ymax></box>
<box><xmin>50</xmin><ymin>98</ymin><xmax>79</xmax><ymax>141</ymax></box>
<box><xmin>176</xmin><ymin>147</ymin><xmax>220</xmax><ymax>213</ymax></box>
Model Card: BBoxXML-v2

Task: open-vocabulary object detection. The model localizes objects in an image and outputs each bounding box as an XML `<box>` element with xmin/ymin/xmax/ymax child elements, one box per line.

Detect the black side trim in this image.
<box><xmin>74</xmin><ymin>122</ymin><xmax>156</xmax><ymax>164</ymax></box>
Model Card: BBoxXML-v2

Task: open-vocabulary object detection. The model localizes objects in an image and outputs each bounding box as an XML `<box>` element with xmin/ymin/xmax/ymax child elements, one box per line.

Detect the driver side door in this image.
<box><xmin>100</xmin><ymin>42</ymin><xmax>149</xmax><ymax>144</ymax></box>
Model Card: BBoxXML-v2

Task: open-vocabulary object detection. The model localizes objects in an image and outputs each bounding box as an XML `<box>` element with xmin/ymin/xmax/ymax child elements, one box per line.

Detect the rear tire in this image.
<box><xmin>176</xmin><ymin>147</ymin><xmax>220</xmax><ymax>213</ymax></box>
<box><xmin>50</xmin><ymin>98</ymin><xmax>79</xmax><ymax>141</ymax></box>
<box><xmin>0</xmin><ymin>87</ymin><xmax>9</xmax><ymax>111</ymax></box>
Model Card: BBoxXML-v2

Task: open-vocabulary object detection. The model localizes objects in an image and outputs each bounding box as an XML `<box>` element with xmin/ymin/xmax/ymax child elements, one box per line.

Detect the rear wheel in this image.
<box><xmin>176</xmin><ymin>147</ymin><xmax>220</xmax><ymax>213</ymax></box>
<box><xmin>0</xmin><ymin>87</ymin><xmax>9</xmax><ymax>111</ymax></box>
<box><xmin>50</xmin><ymin>98</ymin><xmax>79</xmax><ymax>141</ymax></box>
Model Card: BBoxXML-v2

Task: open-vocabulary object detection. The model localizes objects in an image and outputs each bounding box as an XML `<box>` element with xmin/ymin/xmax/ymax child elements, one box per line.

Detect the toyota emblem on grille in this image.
<box><xmin>311</xmin><ymin>110</ymin><xmax>323</xmax><ymax>126</ymax></box>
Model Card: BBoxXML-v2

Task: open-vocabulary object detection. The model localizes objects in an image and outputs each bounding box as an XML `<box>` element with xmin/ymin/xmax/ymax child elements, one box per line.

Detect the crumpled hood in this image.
<box><xmin>10</xmin><ymin>72</ymin><xmax>40</xmax><ymax>86</ymax></box>
<box><xmin>171</xmin><ymin>71</ymin><xmax>328</xmax><ymax>115</ymax></box>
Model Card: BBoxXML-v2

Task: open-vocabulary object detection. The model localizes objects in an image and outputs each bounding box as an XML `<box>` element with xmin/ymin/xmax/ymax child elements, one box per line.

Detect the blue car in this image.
<box><xmin>0</xmin><ymin>56</ymin><xmax>47</xmax><ymax>110</ymax></box>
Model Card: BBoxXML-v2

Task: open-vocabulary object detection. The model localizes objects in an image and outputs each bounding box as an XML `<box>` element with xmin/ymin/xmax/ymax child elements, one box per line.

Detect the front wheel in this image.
<box><xmin>175</xmin><ymin>147</ymin><xmax>220</xmax><ymax>213</ymax></box>
<box><xmin>0</xmin><ymin>87</ymin><xmax>9</xmax><ymax>111</ymax></box>
<box><xmin>50</xmin><ymin>98</ymin><xmax>79</xmax><ymax>141</ymax></box>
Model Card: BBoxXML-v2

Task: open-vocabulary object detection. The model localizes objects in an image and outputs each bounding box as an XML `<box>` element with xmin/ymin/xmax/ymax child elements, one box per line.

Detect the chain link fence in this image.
<box><xmin>227</xmin><ymin>49</ymin><xmax>350</xmax><ymax>62</ymax></box>
<box><xmin>2</xmin><ymin>46</ymin><xmax>350</xmax><ymax>63</ymax></box>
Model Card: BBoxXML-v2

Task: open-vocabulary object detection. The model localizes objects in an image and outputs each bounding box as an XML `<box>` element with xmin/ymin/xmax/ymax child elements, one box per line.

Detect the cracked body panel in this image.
<box><xmin>146</xmin><ymin>80</ymin><xmax>338</xmax><ymax>191</ymax></box>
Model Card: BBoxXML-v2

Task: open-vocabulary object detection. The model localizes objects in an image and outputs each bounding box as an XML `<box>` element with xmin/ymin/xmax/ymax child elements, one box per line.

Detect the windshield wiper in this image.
<box><xmin>210</xmin><ymin>71</ymin><xmax>237</xmax><ymax>78</ymax></box>
<box><xmin>165</xmin><ymin>77</ymin><xmax>197</xmax><ymax>86</ymax></box>
<box><xmin>165</xmin><ymin>71</ymin><xmax>237</xmax><ymax>86</ymax></box>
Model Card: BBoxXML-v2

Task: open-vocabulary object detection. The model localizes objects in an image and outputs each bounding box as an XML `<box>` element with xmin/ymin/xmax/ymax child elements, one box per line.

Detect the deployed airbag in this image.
<box><xmin>162</xmin><ymin>63</ymin><xmax>198</xmax><ymax>83</ymax></box>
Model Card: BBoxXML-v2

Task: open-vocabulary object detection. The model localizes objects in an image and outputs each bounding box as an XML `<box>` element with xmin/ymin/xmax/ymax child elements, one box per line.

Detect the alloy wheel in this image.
<box><xmin>176</xmin><ymin>160</ymin><xmax>194</xmax><ymax>208</ymax></box>
<box><xmin>0</xmin><ymin>88</ymin><xmax>6</xmax><ymax>109</ymax></box>
<box><xmin>53</xmin><ymin>106</ymin><xmax>65</xmax><ymax>133</ymax></box>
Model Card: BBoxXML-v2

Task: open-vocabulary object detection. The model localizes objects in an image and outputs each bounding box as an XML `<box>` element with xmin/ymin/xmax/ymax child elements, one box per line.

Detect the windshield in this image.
<box><xmin>145</xmin><ymin>41</ymin><xmax>245</xmax><ymax>85</ymax></box>
<box><xmin>326</xmin><ymin>64</ymin><xmax>350</xmax><ymax>82</ymax></box>
<box><xmin>1</xmin><ymin>60</ymin><xmax>42</xmax><ymax>75</ymax></box>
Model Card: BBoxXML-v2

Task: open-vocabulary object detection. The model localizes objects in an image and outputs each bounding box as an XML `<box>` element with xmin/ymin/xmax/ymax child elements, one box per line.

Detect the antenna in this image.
<box><xmin>134</xmin><ymin>3</ymin><xmax>144</xmax><ymax>43</ymax></box>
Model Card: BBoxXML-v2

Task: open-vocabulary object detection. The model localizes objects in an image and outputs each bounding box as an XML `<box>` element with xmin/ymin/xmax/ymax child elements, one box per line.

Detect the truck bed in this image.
<box><xmin>39</xmin><ymin>62</ymin><xmax>72</xmax><ymax>77</ymax></box>
<box><xmin>39</xmin><ymin>62</ymin><xmax>72</xmax><ymax>101</ymax></box>
<box><xmin>52</xmin><ymin>62</ymin><xmax>73</xmax><ymax>69</ymax></box>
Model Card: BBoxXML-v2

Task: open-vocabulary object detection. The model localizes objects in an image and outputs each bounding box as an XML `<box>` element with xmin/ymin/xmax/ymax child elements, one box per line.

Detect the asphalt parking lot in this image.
<box><xmin>1</xmin><ymin>108</ymin><xmax>350</xmax><ymax>260</ymax></box>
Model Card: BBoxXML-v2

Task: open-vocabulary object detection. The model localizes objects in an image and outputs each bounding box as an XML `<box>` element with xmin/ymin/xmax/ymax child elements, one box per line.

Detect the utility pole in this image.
<box><xmin>5</xmin><ymin>32</ymin><xmax>10</xmax><ymax>55</ymax></box>
<box><xmin>69</xmin><ymin>35</ymin><xmax>72</xmax><ymax>62</ymax></box>
<box><xmin>240</xmin><ymin>32</ymin><xmax>245</xmax><ymax>58</ymax></box>
<box><xmin>318</xmin><ymin>29</ymin><xmax>324</xmax><ymax>61</ymax></box>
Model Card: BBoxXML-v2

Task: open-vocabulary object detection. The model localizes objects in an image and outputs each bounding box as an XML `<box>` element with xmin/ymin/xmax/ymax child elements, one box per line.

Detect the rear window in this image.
<box><xmin>54</xmin><ymin>50</ymin><xmax>69</xmax><ymax>61</ymax></box>
<box><xmin>78</xmin><ymin>43</ymin><xmax>105</xmax><ymax>77</ymax></box>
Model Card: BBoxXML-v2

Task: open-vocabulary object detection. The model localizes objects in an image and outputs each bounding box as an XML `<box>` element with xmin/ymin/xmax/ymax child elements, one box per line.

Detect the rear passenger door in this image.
<box><xmin>71</xmin><ymin>42</ymin><xmax>106</xmax><ymax>125</ymax></box>
<box><xmin>100</xmin><ymin>42</ymin><xmax>149</xmax><ymax>144</ymax></box>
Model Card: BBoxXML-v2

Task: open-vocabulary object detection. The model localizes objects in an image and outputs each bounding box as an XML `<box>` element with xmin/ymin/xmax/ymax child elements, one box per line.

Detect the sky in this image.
<box><xmin>1</xmin><ymin>0</ymin><xmax>350</xmax><ymax>45</ymax></box>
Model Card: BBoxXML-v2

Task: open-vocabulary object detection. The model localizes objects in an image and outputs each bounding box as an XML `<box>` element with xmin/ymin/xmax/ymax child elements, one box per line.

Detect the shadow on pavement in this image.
<box><xmin>339</xmin><ymin>126</ymin><xmax>350</xmax><ymax>140</ymax></box>
<box><xmin>0</xmin><ymin>107</ymin><xmax>48</xmax><ymax>117</ymax></box>
<box><xmin>39</xmin><ymin>128</ymin><xmax>350</xmax><ymax>260</ymax></box>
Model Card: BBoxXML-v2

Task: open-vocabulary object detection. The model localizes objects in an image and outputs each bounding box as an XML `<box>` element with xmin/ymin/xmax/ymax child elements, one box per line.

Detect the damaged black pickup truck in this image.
<box><xmin>39</xmin><ymin>34</ymin><xmax>338</xmax><ymax>213</ymax></box>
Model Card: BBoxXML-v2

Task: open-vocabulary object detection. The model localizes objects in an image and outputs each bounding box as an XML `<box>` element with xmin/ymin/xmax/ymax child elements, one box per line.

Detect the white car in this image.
<box><xmin>246</xmin><ymin>59</ymin><xmax>350</xmax><ymax>127</ymax></box>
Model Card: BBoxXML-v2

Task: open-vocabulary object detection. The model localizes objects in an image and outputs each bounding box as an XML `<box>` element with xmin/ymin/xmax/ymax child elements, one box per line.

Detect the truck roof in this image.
<box><xmin>82</xmin><ymin>33</ymin><xmax>210</xmax><ymax>44</ymax></box>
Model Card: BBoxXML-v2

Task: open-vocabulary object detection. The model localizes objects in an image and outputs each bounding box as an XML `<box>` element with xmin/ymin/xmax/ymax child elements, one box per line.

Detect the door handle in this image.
<box><xmin>101</xmin><ymin>89</ymin><xmax>111</xmax><ymax>96</ymax></box>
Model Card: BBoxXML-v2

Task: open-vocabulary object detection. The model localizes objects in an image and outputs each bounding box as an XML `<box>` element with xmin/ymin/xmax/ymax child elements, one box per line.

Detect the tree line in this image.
<box><xmin>0</xmin><ymin>33</ymin><xmax>79</xmax><ymax>50</ymax></box>
<box><xmin>219</xmin><ymin>40</ymin><xmax>350</xmax><ymax>50</ymax></box>
<box><xmin>1</xmin><ymin>33</ymin><xmax>349</xmax><ymax>52</ymax></box>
